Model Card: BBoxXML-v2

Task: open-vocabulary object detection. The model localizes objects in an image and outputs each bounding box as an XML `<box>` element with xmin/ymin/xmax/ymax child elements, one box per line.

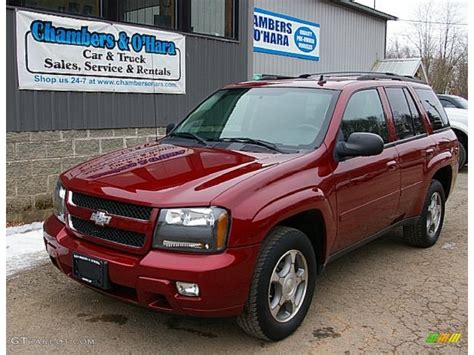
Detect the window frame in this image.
<box><xmin>8</xmin><ymin>0</ymin><xmax>240</xmax><ymax>41</ymax></box>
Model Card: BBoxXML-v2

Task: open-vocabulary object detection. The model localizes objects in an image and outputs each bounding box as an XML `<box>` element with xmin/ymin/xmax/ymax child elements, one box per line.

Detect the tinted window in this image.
<box><xmin>439</xmin><ymin>99</ymin><xmax>456</xmax><ymax>108</ymax></box>
<box><xmin>341</xmin><ymin>89</ymin><xmax>388</xmax><ymax>143</ymax></box>
<box><xmin>415</xmin><ymin>89</ymin><xmax>450</xmax><ymax>130</ymax></box>
<box><xmin>404</xmin><ymin>89</ymin><xmax>425</xmax><ymax>135</ymax></box>
<box><xmin>386</xmin><ymin>88</ymin><xmax>415</xmax><ymax>139</ymax></box>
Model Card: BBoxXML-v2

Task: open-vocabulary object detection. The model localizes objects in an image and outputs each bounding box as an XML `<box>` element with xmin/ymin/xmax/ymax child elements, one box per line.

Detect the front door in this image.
<box><xmin>333</xmin><ymin>88</ymin><xmax>401</xmax><ymax>251</ymax></box>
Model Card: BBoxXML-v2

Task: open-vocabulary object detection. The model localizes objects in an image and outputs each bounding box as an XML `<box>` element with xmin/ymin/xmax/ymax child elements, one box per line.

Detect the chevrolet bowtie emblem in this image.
<box><xmin>90</xmin><ymin>211</ymin><xmax>112</xmax><ymax>226</ymax></box>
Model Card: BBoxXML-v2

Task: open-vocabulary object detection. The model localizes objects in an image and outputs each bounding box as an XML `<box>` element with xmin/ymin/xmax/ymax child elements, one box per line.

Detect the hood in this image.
<box><xmin>62</xmin><ymin>142</ymin><xmax>298</xmax><ymax>207</ymax></box>
<box><xmin>445</xmin><ymin>107</ymin><xmax>468</xmax><ymax>134</ymax></box>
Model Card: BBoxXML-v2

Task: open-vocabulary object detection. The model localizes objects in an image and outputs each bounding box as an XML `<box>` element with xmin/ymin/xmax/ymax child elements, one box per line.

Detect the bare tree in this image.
<box><xmin>388</xmin><ymin>0</ymin><xmax>468</xmax><ymax>98</ymax></box>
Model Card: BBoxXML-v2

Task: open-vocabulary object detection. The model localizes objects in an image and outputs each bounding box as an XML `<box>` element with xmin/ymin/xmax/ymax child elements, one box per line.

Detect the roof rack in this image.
<box><xmin>253</xmin><ymin>74</ymin><xmax>296</xmax><ymax>81</ymax></box>
<box><xmin>299</xmin><ymin>71</ymin><xmax>425</xmax><ymax>83</ymax></box>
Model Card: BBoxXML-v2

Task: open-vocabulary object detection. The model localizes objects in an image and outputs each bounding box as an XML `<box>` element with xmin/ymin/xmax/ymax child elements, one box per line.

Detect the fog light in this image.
<box><xmin>176</xmin><ymin>282</ymin><xmax>200</xmax><ymax>297</ymax></box>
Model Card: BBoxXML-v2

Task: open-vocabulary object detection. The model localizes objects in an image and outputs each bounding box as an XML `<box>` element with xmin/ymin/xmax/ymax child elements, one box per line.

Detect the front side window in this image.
<box><xmin>386</xmin><ymin>87</ymin><xmax>415</xmax><ymax>140</ymax></box>
<box><xmin>174</xmin><ymin>88</ymin><xmax>338</xmax><ymax>150</ymax></box>
<box><xmin>415</xmin><ymin>89</ymin><xmax>450</xmax><ymax>131</ymax></box>
<box><xmin>341</xmin><ymin>89</ymin><xmax>389</xmax><ymax>143</ymax></box>
<box><xmin>191</xmin><ymin>0</ymin><xmax>234</xmax><ymax>38</ymax></box>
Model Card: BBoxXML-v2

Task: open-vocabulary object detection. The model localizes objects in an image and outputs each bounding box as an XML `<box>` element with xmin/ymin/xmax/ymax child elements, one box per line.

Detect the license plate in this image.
<box><xmin>72</xmin><ymin>253</ymin><xmax>110</xmax><ymax>290</ymax></box>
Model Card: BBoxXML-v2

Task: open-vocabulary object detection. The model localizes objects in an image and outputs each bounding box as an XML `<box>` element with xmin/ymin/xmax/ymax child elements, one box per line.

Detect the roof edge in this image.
<box><xmin>329</xmin><ymin>0</ymin><xmax>398</xmax><ymax>21</ymax></box>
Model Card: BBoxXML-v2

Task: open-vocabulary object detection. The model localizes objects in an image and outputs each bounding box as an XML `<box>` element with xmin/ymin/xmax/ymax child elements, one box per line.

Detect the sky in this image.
<box><xmin>354</xmin><ymin>0</ymin><xmax>468</xmax><ymax>49</ymax></box>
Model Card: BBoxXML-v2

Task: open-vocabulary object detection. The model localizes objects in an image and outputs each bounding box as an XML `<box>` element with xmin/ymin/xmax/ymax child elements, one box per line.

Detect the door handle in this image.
<box><xmin>386</xmin><ymin>160</ymin><xmax>397</xmax><ymax>171</ymax></box>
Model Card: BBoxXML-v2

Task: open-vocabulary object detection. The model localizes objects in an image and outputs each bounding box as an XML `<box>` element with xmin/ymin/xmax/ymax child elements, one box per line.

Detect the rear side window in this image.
<box><xmin>404</xmin><ymin>89</ymin><xmax>425</xmax><ymax>135</ymax></box>
<box><xmin>341</xmin><ymin>89</ymin><xmax>389</xmax><ymax>143</ymax></box>
<box><xmin>415</xmin><ymin>89</ymin><xmax>450</xmax><ymax>130</ymax></box>
<box><xmin>386</xmin><ymin>88</ymin><xmax>415</xmax><ymax>139</ymax></box>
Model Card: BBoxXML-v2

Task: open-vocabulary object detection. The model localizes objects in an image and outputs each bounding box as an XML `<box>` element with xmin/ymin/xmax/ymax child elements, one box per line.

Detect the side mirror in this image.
<box><xmin>166</xmin><ymin>123</ymin><xmax>176</xmax><ymax>135</ymax></box>
<box><xmin>335</xmin><ymin>132</ymin><xmax>384</xmax><ymax>160</ymax></box>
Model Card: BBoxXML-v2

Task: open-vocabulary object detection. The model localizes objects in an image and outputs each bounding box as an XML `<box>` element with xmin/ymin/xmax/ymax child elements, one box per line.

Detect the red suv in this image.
<box><xmin>44</xmin><ymin>72</ymin><xmax>458</xmax><ymax>341</ymax></box>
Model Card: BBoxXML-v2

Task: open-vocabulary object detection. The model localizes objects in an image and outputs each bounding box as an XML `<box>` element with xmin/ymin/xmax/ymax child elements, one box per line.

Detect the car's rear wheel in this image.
<box><xmin>237</xmin><ymin>226</ymin><xmax>316</xmax><ymax>341</ymax></box>
<box><xmin>403</xmin><ymin>179</ymin><xmax>446</xmax><ymax>248</ymax></box>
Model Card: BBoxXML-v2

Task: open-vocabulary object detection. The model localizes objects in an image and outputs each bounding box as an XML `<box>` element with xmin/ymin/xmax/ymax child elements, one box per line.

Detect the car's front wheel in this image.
<box><xmin>237</xmin><ymin>226</ymin><xmax>316</xmax><ymax>341</ymax></box>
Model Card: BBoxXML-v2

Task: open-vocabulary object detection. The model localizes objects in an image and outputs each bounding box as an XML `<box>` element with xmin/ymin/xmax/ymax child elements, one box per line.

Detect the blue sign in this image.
<box><xmin>253</xmin><ymin>8</ymin><xmax>320</xmax><ymax>61</ymax></box>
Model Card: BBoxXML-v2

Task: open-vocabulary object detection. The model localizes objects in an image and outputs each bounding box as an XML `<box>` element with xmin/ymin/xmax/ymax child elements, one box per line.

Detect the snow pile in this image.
<box><xmin>6</xmin><ymin>222</ymin><xmax>49</xmax><ymax>277</ymax></box>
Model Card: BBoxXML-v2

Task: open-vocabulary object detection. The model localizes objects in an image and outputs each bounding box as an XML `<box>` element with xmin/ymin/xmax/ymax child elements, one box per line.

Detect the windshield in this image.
<box><xmin>173</xmin><ymin>87</ymin><xmax>338</xmax><ymax>150</ymax></box>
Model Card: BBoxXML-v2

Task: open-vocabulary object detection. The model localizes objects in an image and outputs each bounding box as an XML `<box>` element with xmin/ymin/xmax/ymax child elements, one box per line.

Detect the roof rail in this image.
<box><xmin>253</xmin><ymin>74</ymin><xmax>296</xmax><ymax>80</ymax></box>
<box><xmin>299</xmin><ymin>71</ymin><xmax>426</xmax><ymax>83</ymax></box>
<box><xmin>357</xmin><ymin>73</ymin><xmax>425</xmax><ymax>83</ymax></box>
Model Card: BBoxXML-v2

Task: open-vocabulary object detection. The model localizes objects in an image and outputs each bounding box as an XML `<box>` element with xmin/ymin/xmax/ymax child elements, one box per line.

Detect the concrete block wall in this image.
<box><xmin>7</xmin><ymin>127</ymin><xmax>165</xmax><ymax>224</ymax></box>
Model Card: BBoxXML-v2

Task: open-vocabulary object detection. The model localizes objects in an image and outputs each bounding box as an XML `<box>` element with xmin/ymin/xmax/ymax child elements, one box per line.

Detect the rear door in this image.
<box><xmin>383</xmin><ymin>86</ymin><xmax>436</xmax><ymax>219</ymax></box>
<box><xmin>333</xmin><ymin>88</ymin><xmax>401</xmax><ymax>251</ymax></box>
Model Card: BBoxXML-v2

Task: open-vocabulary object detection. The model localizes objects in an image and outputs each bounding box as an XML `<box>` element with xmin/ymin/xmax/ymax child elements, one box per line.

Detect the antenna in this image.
<box><xmin>151</xmin><ymin>50</ymin><xmax>159</xmax><ymax>142</ymax></box>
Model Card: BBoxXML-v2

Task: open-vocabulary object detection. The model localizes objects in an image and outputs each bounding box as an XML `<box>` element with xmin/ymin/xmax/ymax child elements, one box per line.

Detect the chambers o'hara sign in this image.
<box><xmin>16</xmin><ymin>9</ymin><xmax>186</xmax><ymax>94</ymax></box>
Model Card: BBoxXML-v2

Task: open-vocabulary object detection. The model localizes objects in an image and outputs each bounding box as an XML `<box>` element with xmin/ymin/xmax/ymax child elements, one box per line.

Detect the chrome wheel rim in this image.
<box><xmin>268</xmin><ymin>249</ymin><xmax>308</xmax><ymax>323</ymax></box>
<box><xmin>426</xmin><ymin>192</ymin><xmax>442</xmax><ymax>238</ymax></box>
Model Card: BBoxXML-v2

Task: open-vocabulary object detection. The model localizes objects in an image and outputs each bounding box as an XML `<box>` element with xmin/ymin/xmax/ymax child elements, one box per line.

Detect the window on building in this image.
<box><xmin>415</xmin><ymin>89</ymin><xmax>450</xmax><ymax>131</ymax></box>
<box><xmin>190</xmin><ymin>0</ymin><xmax>235</xmax><ymax>38</ymax></box>
<box><xmin>20</xmin><ymin>0</ymin><xmax>100</xmax><ymax>16</ymax></box>
<box><xmin>116</xmin><ymin>0</ymin><xmax>176</xmax><ymax>29</ymax></box>
<box><xmin>386</xmin><ymin>87</ymin><xmax>415</xmax><ymax>140</ymax></box>
<box><xmin>9</xmin><ymin>0</ymin><xmax>238</xmax><ymax>40</ymax></box>
<box><xmin>341</xmin><ymin>89</ymin><xmax>388</xmax><ymax>143</ymax></box>
<box><xmin>404</xmin><ymin>88</ymin><xmax>425</xmax><ymax>135</ymax></box>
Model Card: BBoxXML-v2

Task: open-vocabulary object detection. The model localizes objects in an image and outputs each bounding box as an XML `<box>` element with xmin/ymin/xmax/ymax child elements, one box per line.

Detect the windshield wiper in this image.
<box><xmin>168</xmin><ymin>132</ymin><xmax>208</xmax><ymax>146</ymax></box>
<box><xmin>211</xmin><ymin>137</ymin><xmax>287</xmax><ymax>153</ymax></box>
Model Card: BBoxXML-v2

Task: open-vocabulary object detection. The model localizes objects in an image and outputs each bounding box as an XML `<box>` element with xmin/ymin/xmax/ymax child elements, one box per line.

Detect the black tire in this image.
<box><xmin>237</xmin><ymin>226</ymin><xmax>317</xmax><ymax>341</ymax></box>
<box><xmin>403</xmin><ymin>180</ymin><xmax>446</xmax><ymax>248</ymax></box>
<box><xmin>458</xmin><ymin>142</ymin><xmax>467</xmax><ymax>170</ymax></box>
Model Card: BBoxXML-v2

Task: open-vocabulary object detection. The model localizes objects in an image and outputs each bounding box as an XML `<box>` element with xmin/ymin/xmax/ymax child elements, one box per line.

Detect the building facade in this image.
<box><xmin>6</xmin><ymin>0</ymin><xmax>395</xmax><ymax>223</ymax></box>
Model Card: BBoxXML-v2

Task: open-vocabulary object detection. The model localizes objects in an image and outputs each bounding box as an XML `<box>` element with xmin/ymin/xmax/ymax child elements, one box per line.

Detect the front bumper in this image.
<box><xmin>44</xmin><ymin>215</ymin><xmax>260</xmax><ymax>317</ymax></box>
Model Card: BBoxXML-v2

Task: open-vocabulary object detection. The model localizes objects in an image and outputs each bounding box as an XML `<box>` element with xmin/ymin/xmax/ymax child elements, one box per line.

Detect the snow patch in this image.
<box><xmin>6</xmin><ymin>222</ymin><xmax>49</xmax><ymax>277</ymax></box>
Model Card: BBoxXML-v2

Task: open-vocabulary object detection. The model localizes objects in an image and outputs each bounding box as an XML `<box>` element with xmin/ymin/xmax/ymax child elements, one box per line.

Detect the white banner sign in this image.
<box><xmin>16</xmin><ymin>10</ymin><xmax>186</xmax><ymax>94</ymax></box>
<box><xmin>253</xmin><ymin>8</ymin><xmax>320</xmax><ymax>61</ymax></box>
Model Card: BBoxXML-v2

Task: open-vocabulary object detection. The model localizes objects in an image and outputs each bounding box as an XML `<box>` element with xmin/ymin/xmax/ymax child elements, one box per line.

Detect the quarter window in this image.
<box><xmin>415</xmin><ymin>89</ymin><xmax>450</xmax><ymax>131</ymax></box>
<box><xmin>341</xmin><ymin>89</ymin><xmax>389</xmax><ymax>143</ymax></box>
<box><xmin>386</xmin><ymin>88</ymin><xmax>415</xmax><ymax>139</ymax></box>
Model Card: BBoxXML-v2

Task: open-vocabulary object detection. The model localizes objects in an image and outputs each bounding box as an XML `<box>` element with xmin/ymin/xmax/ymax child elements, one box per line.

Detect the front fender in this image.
<box><xmin>243</xmin><ymin>187</ymin><xmax>336</xmax><ymax>264</ymax></box>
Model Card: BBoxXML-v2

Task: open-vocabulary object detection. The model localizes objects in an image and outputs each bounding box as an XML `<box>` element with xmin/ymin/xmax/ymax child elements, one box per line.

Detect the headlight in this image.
<box><xmin>153</xmin><ymin>207</ymin><xmax>229</xmax><ymax>253</ymax></box>
<box><xmin>53</xmin><ymin>180</ymin><xmax>66</xmax><ymax>223</ymax></box>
